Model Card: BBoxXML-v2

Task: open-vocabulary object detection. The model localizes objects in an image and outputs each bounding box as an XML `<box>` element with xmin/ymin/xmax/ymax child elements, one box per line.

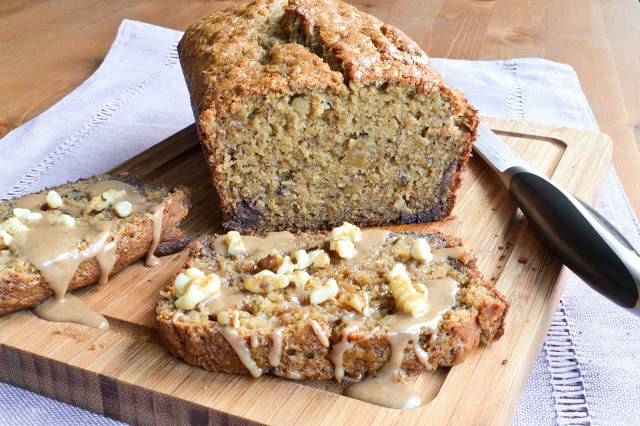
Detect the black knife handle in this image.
<box><xmin>505</xmin><ymin>166</ymin><xmax>640</xmax><ymax>314</ymax></box>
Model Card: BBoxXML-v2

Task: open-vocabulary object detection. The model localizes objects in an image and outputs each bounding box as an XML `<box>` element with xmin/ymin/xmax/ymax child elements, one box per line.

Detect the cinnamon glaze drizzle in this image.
<box><xmin>185</xmin><ymin>229</ymin><xmax>466</xmax><ymax>408</ymax></box>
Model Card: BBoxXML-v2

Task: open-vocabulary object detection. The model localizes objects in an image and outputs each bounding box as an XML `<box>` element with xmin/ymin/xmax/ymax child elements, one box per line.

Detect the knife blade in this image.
<box><xmin>474</xmin><ymin>122</ymin><xmax>640</xmax><ymax>315</ymax></box>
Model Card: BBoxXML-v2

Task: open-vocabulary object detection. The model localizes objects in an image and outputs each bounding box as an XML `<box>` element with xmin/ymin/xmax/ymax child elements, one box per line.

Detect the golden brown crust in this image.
<box><xmin>179</xmin><ymin>0</ymin><xmax>470</xmax><ymax>120</ymax></box>
<box><xmin>179</xmin><ymin>0</ymin><xmax>344</xmax><ymax>122</ymax></box>
<box><xmin>179</xmin><ymin>0</ymin><xmax>479</xmax><ymax>232</ymax></box>
<box><xmin>156</xmin><ymin>231</ymin><xmax>508</xmax><ymax>381</ymax></box>
<box><xmin>0</xmin><ymin>175</ymin><xmax>191</xmax><ymax>316</ymax></box>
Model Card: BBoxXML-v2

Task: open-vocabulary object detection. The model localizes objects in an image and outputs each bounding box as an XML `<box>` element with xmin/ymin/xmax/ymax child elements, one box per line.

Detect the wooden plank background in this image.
<box><xmin>1</xmin><ymin>0</ymin><xmax>638</xmax><ymax>217</ymax></box>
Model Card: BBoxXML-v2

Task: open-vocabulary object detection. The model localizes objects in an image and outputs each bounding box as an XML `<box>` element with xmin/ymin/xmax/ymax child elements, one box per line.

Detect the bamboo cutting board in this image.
<box><xmin>0</xmin><ymin>118</ymin><xmax>612</xmax><ymax>425</ymax></box>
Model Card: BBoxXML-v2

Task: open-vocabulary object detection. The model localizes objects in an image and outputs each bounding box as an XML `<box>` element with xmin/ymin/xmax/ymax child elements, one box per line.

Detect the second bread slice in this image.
<box><xmin>0</xmin><ymin>175</ymin><xmax>191</xmax><ymax>316</ymax></box>
<box><xmin>157</xmin><ymin>224</ymin><xmax>507</xmax><ymax>385</ymax></box>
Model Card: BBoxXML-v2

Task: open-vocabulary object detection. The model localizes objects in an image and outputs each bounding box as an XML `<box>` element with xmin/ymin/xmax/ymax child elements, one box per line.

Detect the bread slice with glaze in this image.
<box><xmin>0</xmin><ymin>175</ymin><xmax>191</xmax><ymax>315</ymax></box>
<box><xmin>156</xmin><ymin>224</ymin><xmax>507</xmax><ymax>384</ymax></box>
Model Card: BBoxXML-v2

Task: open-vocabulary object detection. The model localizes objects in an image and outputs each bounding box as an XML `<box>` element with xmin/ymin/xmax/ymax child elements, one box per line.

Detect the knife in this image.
<box><xmin>474</xmin><ymin>122</ymin><xmax>640</xmax><ymax>315</ymax></box>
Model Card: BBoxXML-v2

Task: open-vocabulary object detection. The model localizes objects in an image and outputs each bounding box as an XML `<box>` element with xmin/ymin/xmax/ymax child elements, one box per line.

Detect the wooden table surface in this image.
<box><xmin>1</xmin><ymin>0</ymin><xmax>639</xmax><ymax>215</ymax></box>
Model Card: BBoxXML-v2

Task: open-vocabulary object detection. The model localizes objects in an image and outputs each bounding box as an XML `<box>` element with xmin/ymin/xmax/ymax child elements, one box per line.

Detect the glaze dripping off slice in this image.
<box><xmin>156</xmin><ymin>223</ymin><xmax>508</xmax><ymax>408</ymax></box>
<box><xmin>0</xmin><ymin>175</ymin><xmax>191</xmax><ymax>328</ymax></box>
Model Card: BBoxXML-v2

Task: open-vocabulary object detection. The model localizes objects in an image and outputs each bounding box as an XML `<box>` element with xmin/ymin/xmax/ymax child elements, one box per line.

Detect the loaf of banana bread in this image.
<box><xmin>156</xmin><ymin>224</ymin><xmax>508</xmax><ymax>395</ymax></box>
<box><xmin>178</xmin><ymin>0</ymin><xmax>478</xmax><ymax>232</ymax></box>
<box><xmin>0</xmin><ymin>175</ymin><xmax>191</xmax><ymax>316</ymax></box>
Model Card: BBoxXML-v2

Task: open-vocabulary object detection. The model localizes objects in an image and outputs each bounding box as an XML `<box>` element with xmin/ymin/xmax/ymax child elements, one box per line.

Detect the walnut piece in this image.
<box><xmin>46</xmin><ymin>191</ymin><xmax>63</xmax><ymax>209</ymax></box>
<box><xmin>393</xmin><ymin>237</ymin><xmax>412</xmax><ymax>258</ymax></box>
<box><xmin>328</xmin><ymin>222</ymin><xmax>361</xmax><ymax>259</ymax></box>
<box><xmin>84</xmin><ymin>189</ymin><xmax>126</xmax><ymax>213</ymax></box>
<box><xmin>244</xmin><ymin>270</ymin><xmax>289</xmax><ymax>293</ymax></box>
<box><xmin>0</xmin><ymin>230</ymin><xmax>11</xmax><ymax>249</ymax></box>
<box><xmin>12</xmin><ymin>208</ymin><xmax>30</xmax><ymax>218</ymax></box>
<box><xmin>175</xmin><ymin>272</ymin><xmax>221</xmax><ymax>310</ymax></box>
<box><xmin>226</xmin><ymin>231</ymin><xmax>246</xmax><ymax>256</ymax></box>
<box><xmin>313</xmin><ymin>252</ymin><xmax>331</xmax><ymax>268</ymax></box>
<box><xmin>286</xmin><ymin>270</ymin><xmax>310</xmax><ymax>288</ymax></box>
<box><xmin>218</xmin><ymin>310</ymin><xmax>240</xmax><ymax>328</ymax></box>
<box><xmin>334</xmin><ymin>240</ymin><xmax>355</xmax><ymax>259</ymax></box>
<box><xmin>174</xmin><ymin>267</ymin><xmax>205</xmax><ymax>297</ymax></box>
<box><xmin>411</xmin><ymin>238</ymin><xmax>433</xmax><ymax>262</ymax></box>
<box><xmin>114</xmin><ymin>201</ymin><xmax>133</xmax><ymax>218</ymax></box>
<box><xmin>56</xmin><ymin>214</ymin><xmax>76</xmax><ymax>227</ymax></box>
<box><xmin>1</xmin><ymin>217</ymin><xmax>28</xmax><ymax>235</ymax></box>
<box><xmin>386</xmin><ymin>264</ymin><xmax>429</xmax><ymax>316</ymax></box>
<box><xmin>339</xmin><ymin>290</ymin><xmax>370</xmax><ymax>315</ymax></box>
<box><xmin>292</xmin><ymin>249</ymin><xmax>330</xmax><ymax>270</ymax></box>
<box><xmin>257</xmin><ymin>250</ymin><xmax>284</xmax><ymax>271</ymax></box>
<box><xmin>12</xmin><ymin>208</ymin><xmax>41</xmax><ymax>223</ymax></box>
<box><xmin>276</xmin><ymin>255</ymin><xmax>294</xmax><ymax>275</ymax></box>
<box><xmin>310</xmin><ymin>279</ymin><xmax>339</xmax><ymax>305</ymax></box>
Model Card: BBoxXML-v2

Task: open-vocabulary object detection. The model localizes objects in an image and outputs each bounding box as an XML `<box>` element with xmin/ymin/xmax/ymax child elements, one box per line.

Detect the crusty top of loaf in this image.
<box><xmin>178</xmin><ymin>0</ymin><xmax>467</xmax><ymax>121</ymax></box>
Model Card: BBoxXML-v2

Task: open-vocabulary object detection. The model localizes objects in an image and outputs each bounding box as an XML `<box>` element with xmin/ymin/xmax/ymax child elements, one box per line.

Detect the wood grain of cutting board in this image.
<box><xmin>0</xmin><ymin>117</ymin><xmax>612</xmax><ymax>425</ymax></box>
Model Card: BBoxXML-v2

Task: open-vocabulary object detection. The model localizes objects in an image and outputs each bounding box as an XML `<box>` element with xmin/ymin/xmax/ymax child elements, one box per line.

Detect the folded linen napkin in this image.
<box><xmin>1</xmin><ymin>20</ymin><xmax>639</xmax><ymax>426</ymax></box>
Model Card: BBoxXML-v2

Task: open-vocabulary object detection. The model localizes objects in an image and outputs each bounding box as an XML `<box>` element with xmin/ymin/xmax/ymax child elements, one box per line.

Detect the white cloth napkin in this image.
<box><xmin>1</xmin><ymin>20</ymin><xmax>639</xmax><ymax>426</ymax></box>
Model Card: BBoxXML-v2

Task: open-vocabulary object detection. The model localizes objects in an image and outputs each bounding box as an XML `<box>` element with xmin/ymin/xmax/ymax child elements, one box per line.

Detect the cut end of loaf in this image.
<box><xmin>204</xmin><ymin>84</ymin><xmax>476</xmax><ymax>232</ymax></box>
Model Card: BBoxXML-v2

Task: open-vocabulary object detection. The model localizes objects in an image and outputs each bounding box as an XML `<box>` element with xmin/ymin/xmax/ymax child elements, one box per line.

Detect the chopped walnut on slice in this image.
<box><xmin>256</xmin><ymin>250</ymin><xmax>295</xmax><ymax>276</ymax></box>
<box><xmin>328</xmin><ymin>222</ymin><xmax>361</xmax><ymax>259</ymax></box>
<box><xmin>56</xmin><ymin>214</ymin><xmax>76</xmax><ymax>227</ymax></box>
<box><xmin>386</xmin><ymin>264</ymin><xmax>429</xmax><ymax>316</ymax></box>
<box><xmin>339</xmin><ymin>289</ymin><xmax>370</xmax><ymax>315</ymax></box>
<box><xmin>244</xmin><ymin>270</ymin><xmax>289</xmax><ymax>293</ymax></box>
<box><xmin>46</xmin><ymin>191</ymin><xmax>63</xmax><ymax>209</ymax></box>
<box><xmin>175</xmin><ymin>271</ymin><xmax>221</xmax><ymax>310</ymax></box>
<box><xmin>292</xmin><ymin>249</ymin><xmax>330</xmax><ymax>269</ymax></box>
<box><xmin>310</xmin><ymin>279</ymin><xmax>339</xmax><ymax>305</ymax></box>
<box><xmin>114</xmin><ymin>201</ymin><xmax>133</xmax><ymax>218</ymax></box>
<box><xmin>226</xmin><ymin>231</ymin><xmax>246</xmax><ymax>256</ymax></box>
<box><xmin>257</xmin><ymin>250</ymin><xmax>284</xmax><ymax>271</ymax></box>
<box><xmin>393</xmin><ymin>237</ymin><xmax>412</xmax><ymax>258</ymax></box>
<box><xmin>333</xmin><ymin>240</ymin><xmax>355</xmax><ymax>259</ymax></box>
<box><xmin>411</xmin><ymin>238</ymin><xmax>433</xmax><ymax>263</ymax></box>
<box><xmin>1</xmin><ymin>217</ymin><xmax>28</xmax><ymax>235</ymax></box>
<box><xmin>174</xmin><ymin>267</ymin><xmax>205</xmax><ymax>297</ymax></box>
<box><xmin>84</xmin><ymin>189</ymin><xmax>126</xmax><ymax>214</ymax></box>
<box><xmin>0</xmin><ymin>230</ymin><xmax>11</xmax><ymax>249</ymax></box>
<box><xmin>172</xmin><ymin>267</ymin><xmax>222</xmax><ymax>310</ymax></box>
<box><xmin>218</xmin><ymin>310</ymin><xmax>240</xmax><ymax>328</ymax></box>
<box><xmin>286</xmin><ymin>270</ymin><xmax>310</xmax><ymax>288</ymax></box>
<box><xmin>12</xmin><ymin>208</ymin><xmax>42</xmax><ymax>223</ymax></box>
<box><xmin>276</xmin><ymin>256</ymin><xmax>294</xmax><ymax>275</ymax></box>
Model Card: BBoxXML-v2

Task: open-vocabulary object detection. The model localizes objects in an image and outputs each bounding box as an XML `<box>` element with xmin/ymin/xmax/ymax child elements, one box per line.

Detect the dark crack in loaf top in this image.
<box><xmin>179</xmin><ymin>0</ymin><xmax>478</xmax><ymax>231</ymax></box>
